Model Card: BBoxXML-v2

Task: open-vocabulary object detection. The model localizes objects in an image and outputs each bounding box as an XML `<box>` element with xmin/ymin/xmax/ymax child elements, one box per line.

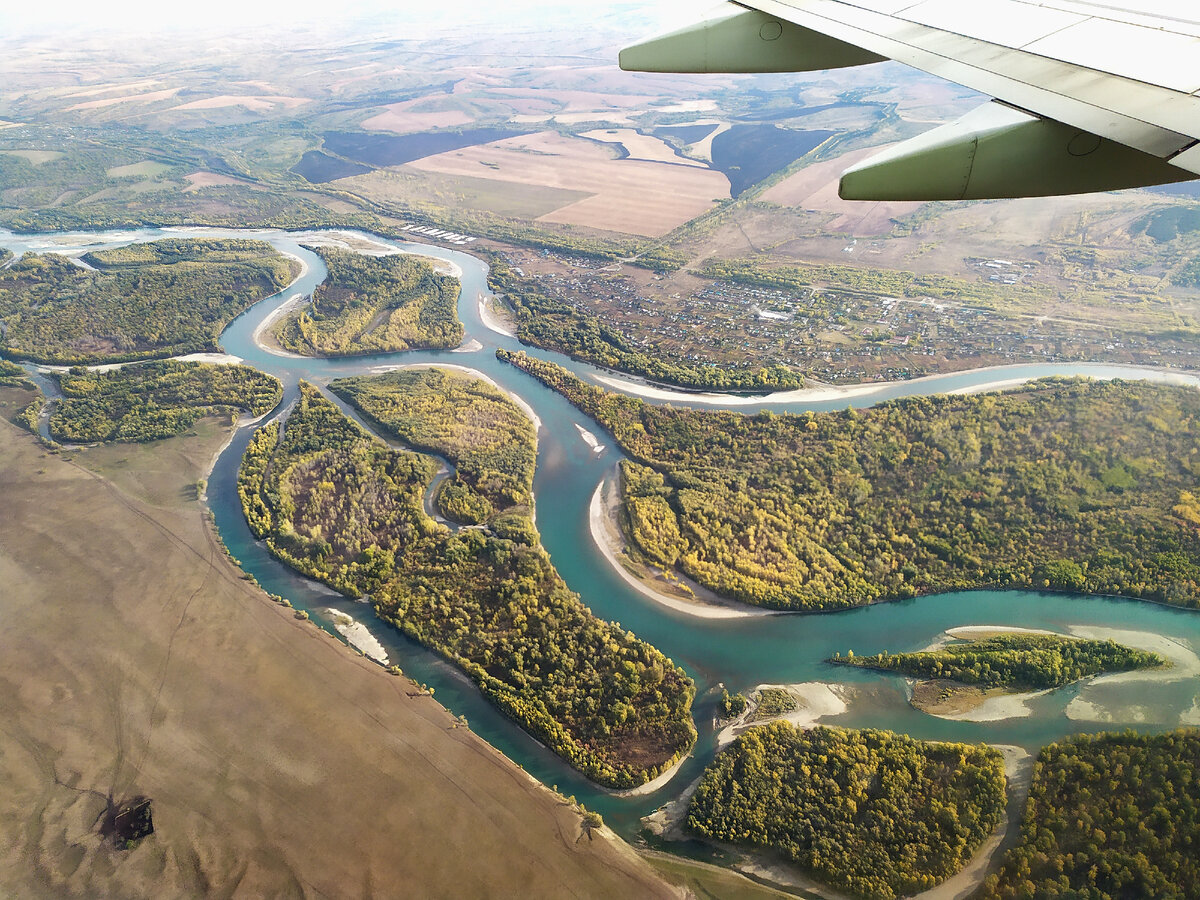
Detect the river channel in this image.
<box><xmin>5</xmin><ymin>226</ymin><xmax>1200</xmax><ymax>843</ymax></box>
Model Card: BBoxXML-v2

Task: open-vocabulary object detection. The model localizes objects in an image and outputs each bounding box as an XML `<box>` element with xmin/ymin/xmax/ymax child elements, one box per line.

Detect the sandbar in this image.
<box><xmin>588</xmin><ymin>477</ymin><xmax>774</xmax><ymax>619</ymax></box>
<box><xmin>479</xmin><ymin>296</ymin><xmax>517</xmax><ymax>337</ymax></box>
<box><xmin>325</xmin><ymin>607</ymin><xmax>390</xmax><ymax>665</ymax></box>
<box><xmin>591</xmin><ymin>363</ymin><xmax>1200</xmax><ymax>407</ymax></box>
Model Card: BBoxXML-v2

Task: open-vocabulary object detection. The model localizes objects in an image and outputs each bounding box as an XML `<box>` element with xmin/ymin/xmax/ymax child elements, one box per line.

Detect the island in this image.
<box><xmin>830</xmin><ymin>632</ymin><xmax>1165</xmax><ymax>715</ymax></box>
<box><xmin>686</xmin><ymin>722</ymin><xmax>1007</xmax><ymax>899</ymax></box>
<box><xmin>0</xmin><ymin>239</ymin><xmax>295</xmax><ymax>364</ymax></box>
<box><xmin>42</xmin><ymin>361</ymin><xmax>282</xmax><ymax>443</ymax></box>
<box><xmin>272</xmin><ymin>247</ymin><xmax>462</xmax><ymax>355</ymax></box>
<box><xmin>981</xmin><ymin>729</ymin><xmax>1200</xmax><ymax>899</ymax></box>
<box><xmin>238</xmin><ymin>378</ymin><xmax>695</xmax><ymax>788</ymax></box>
<box><xmin>329</xmin><ymin>367</ymin><xmax>532</xmax><ymax>527</ymax></box>
<box><xmin>501</xmin><ymin>350</ymin><xmax>1200</xmax><ymax>611</ymax></box>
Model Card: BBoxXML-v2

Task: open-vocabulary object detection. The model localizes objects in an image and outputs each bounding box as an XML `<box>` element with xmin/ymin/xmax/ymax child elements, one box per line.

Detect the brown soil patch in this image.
<box><xmin>362</xmin><ymin>106</ymin><xmax>473</xmax><ymax>133</ymax></box>
<box><xmin>407</xmin><ymin>131</ymin><xmax>729</xmax><ymax>237</ymax></box>
<box><xmin>580</xmin><ymin>129</ymin><xmax>707</xmax><ymax>167</ymax></box>
<box><xmin>909</xmin><ymin>679</ymin><xmax>997</xmax><ymax>715</ymax></box>
<box><xmin>0</xmin><ymin>397</ymin><xmax>675</xmax><ymax>899</ymax></box>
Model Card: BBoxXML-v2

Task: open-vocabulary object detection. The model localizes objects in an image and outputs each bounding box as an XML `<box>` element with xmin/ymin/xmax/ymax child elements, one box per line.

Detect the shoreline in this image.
<box><xmin>591</xmin><ymin>362</ymin><xmax>1200</xmax><ymax>407</ymax></box>
<box><xmin>251</xmin><ymin>292</ymin><xmax>310</xmax><ymax>359</ymax></box>
<box><xmin>607</xmin><ymin>751</ymin><xmax>689</xmax><ymax>799</ymax></box>
<box><xmin>478</xmin><ymin>295</ymin><xmax>516</xmax><ymax>338</ymax></box>
<box><xmin>716</xmin><ymin>682</ymin><xmax>851</xmax><ymax>749</ymax></box>
<box><xmin>587</xmin><ymin>477</ymin><xmax>775</xmax><ymax>620</ymax></box>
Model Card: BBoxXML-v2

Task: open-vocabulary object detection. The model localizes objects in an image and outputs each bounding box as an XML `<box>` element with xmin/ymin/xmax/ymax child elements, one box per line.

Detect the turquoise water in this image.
<box><xmin>5</xmin><ymin>226</ymin><xmax>1199</xmax><ymax>839</ymax></box>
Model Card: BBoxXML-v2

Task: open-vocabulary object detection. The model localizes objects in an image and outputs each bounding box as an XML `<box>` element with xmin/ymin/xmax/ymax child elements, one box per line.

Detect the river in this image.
<box><xmin>4</xmin><ymin>225</ymin><xmax>1200</xmax><ymax>845</ymax></box>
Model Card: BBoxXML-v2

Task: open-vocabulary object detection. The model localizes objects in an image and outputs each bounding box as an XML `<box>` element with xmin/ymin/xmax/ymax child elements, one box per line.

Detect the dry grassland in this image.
<box><xmin>0</xmin><ymin>396</ymin><xmax>677</xmax><ymax>899</ymax></box>
<box><xmin>183</xmin><ymin>171</ymin><xmax>257</xmax><ymax>192</ymax></box>
<box><xmin>106</xmin><ymin>161</ymin><xmax>172</xmax><ymax>178</ymax></box>
<box><xmin>63</xmin><ymin>80</ymin><xmax>160</xmax><ymax>99</ymax></box>
<box><xmin>1</xmin><ymin>149</ymin><xmax>65</xmax><ymax>166</ymax></box>
<box><xmin>408</xmin><ymin>131</ymin><xmax>730</xmax><ymax>237</ymax></box>
<box><xmin>361</xmin><ymin>98</ymin><xmax>473</xmax><ymax>134</ymax></box>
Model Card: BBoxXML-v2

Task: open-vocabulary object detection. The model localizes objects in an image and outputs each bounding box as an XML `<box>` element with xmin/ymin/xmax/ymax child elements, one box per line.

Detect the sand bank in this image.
<box><xmin>717</xmin><ymin>682</ymin><xmax>851</xmax><ymax>749</ymax></box>
<box><xmin>608</xmin><ymin>752</ymin><xmax>689</xmax><ymax>798</ymax></box>
<box><xmin>452</xmin><ymin>338</ymin><xmax>483</xmax><ymax>353</ymax></box>
<box><xmin>252</xmin><ymin>293</ymin><xmax>309</xmax><ymax>358</ymax></box>
<box><xmin>588</xmin><ymin>479</ymin><xmax>774</xmax><ymax>620</ymax></box>
<box><xmin>325</xmin><ymin>608</ymin><xmax>389</xmax><ymax>665</ymax></box>
<box><xmin>479</xmin><ymin>296</ymin><xmax>516</xmax><ymax>337</ymax></box>
<box><xmin>592</xmin><ymin>363</ymin><xmax>1200</xmax><ymax>407</ymax></box>
<box><xmin>574</xmin><ymin>423</ymin><xmax>605</xmax><ymax>454</ymax></box>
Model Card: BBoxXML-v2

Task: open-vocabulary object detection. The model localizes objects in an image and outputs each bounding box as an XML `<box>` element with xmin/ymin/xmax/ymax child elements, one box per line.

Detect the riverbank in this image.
<box><xmin>479</xmin><ymin>295</ymin><xmax>516</xmax><ymax>337</ymax></box>
<box><xmin>251</xmin><ymin>292</ymin><xmax>309</xmax><ymax>358</ymax></box>
<box><xmin>591</xmin><ymin>362</ymin><xmax>1200</xmax><ymax>407</ymax></box>
<box><xmin>587</xmin><ymin>475</ymin><xmax>774</xmax><ymax>620</ymax></box>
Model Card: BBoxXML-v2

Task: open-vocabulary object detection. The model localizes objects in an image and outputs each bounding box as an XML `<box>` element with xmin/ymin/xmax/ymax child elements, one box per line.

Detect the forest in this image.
<box><xmin>501</xmin><ymin>350</ymin><xmax>1200</xmax><ymax>610</ymax></box>
<box><xmin>49</xmin><ymin>362</ymin><xmax>282</xmax><ymax>443</ymax></box>
<box><xmin>980</xmin><ymin>730</ymin><xmax>1200</xmax><ymax>899</ymax></box>
<box><xmin>831</xmin><ymin>633</ymin><xmax>1164</xmax><ymax>690</ymax></box>
<box><xmin>274</xmin><ymin>247</ymin><xmax>462</xmax><ymax>355</ymax></box>
<box><xmin>0</xmin><ymin>239</ymin><xmax>294</xmax><ymax>364</ymax></box>
<box><xmin>686</xmin><ymin>723</ymin><xmax>1006</xmax><ymax>899</ymax></box>
<box><xmin>330</xmin><ymin>368</ymin><xmax>533</xmax><ymax>526</ymax></box>
<box><xmin>488</xmin><ymin>258</ymin><xmax>803</xmax><ymax>392</ymax></box>
<box><xmin>238</xmin><ymin>380</ymin><xmax>695</xmax><ymax>787</ymax></box>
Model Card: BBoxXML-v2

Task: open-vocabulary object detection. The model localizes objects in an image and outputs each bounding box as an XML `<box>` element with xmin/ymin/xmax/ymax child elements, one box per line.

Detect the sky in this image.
<box><xmin>1</xmin><ymin>0</ymin><xmax>703</xmax><ymax>33</ymax></box>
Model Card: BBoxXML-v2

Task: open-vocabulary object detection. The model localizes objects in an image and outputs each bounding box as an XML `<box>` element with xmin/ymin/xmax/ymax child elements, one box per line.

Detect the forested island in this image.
<box><xmin>831</xmin><ymin>633</ymin><xmax>1164</xmax><ymax>690</ymax></box>
<box><xmin>274</xmin><ymin>247</ymin><xmax>462</xmax><ymax>355</ymax></box>
<box><xmin>980</xmin><ymin>730</ymin><xmax>1200</xmax><ymax>899</ymax></box>
<box><xmin>46</xmin><ymin>361</ymin><xmax>282</xmax><ymax>443</ymax></box>
<box><xmin>488</xmin><ymin>258</ymin><xmax>802</xmax><ymax>392</ymax></box>
<box><xmin>502</xmin><ymin>350</ymin><xmax>1200</xmax><ymax>610</ymax></box>
<box><xmin>686</xmin><ymin>723</ymin><xmax>1006</xmax><ymax>899</ymax></box>
<box><xmin>0</xmin><ymin>239</ymin><xmax>294</xmax><ymax>363</ymax></box>
<box><xmin>238</xmin><ymin>380</ymin><xmax>695</xmax><ymax>787</ymax></box>
<box><xmin>330</xmin><ymin>368</ymin><xmax>533</xmax><ymax>527</ymax></box>
<box><xmin>0</xmin><ymin>358</ymin><xmax>28</xmax><ymax>387</ymax></box>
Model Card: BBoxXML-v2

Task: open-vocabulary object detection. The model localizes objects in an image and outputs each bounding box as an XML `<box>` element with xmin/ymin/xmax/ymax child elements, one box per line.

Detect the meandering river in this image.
<box><xmin>4</xmin><ymin>226</ymin><xmax>1200</xmax><ymax>843</ymax></box>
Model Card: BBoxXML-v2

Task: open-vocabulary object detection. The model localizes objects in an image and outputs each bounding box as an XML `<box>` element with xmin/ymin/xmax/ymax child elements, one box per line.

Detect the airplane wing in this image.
<box><xmin>620</xmin><ymin>1</ymin><xmax>1200</xmax><ymax>200</ymax></box>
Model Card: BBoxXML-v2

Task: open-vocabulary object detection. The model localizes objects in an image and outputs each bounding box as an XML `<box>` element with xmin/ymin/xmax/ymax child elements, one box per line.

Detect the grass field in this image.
<box><xmin>0</xmin><ymin>388</ymin><xmax>675</xmax><ymax>898</ymax></box>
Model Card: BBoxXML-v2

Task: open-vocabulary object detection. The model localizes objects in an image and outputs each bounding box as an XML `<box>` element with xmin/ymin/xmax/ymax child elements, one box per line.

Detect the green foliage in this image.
<box><xmin>503</xmin><ymin>350</ymin><xmax>1200</xmax><ymax>610</ymax></box>
<box><xmin>0</xmin><ymin>357</ymin><xmax>29</xmax><ymax>387</ymax></box>
<box><xmin>489</xmin><ymin>258</ymin><xmax>802</xmax><ymax>392</ymax></box>
<box><xmin>748</xmin><ymin>687</ymin><xmax>797</xmax><ymax>721</ymax></box>
<box><xmin>687</xmin><ymin>723</ymin><xmax>1006</xmax><ymax>899</ymax></box>
<box><xmin>0</xmin><ymin>239</ymin><xmax>293</xmax><ymax>363</ymax></box>
<box><xmin>1130</xmin><ymin>205</ymin><xmax>1200</xmax><ymax>243</ymax></box>
<box><xmin>16</xmin><ymin>397</ymin><xmax>44</xmax><ymax>433</ymax></box>
<box><xmin>238</xmin><ymin>381</ymin><xmax>695</xmax><ymax>787</ymax></box>
<box><xmin>48</xmin><ymin>361</ymin><xmax>281</xmax><ymax>443</ymax></box>
<box><xmin>330</xmin><ymin>367</ymin><xmax>534</xmax><ymax>526</ymax></box>
<box><xmin>275</xmin><ymin>247</ymin><xmax>462</xmax><ymax>356</ymax></box>
<box><xmin>719</xmin><ymin>690</ymin><xmax>748</xmax><ymax>719</ymax></box>
<box><xmin>980</xmin><ymin>730</ymin><xmax>1200</xmax><ymax>899</ymax></box>
<box><xmin>831</xmin><ymin>633</ymin><xmax>1164</xmax><ymax>690</ymax></box>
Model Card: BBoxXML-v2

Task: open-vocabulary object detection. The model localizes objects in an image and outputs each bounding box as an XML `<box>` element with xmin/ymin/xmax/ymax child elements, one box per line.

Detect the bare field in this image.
<box><xmin>361</xmin><ymin>103</ymin><xmax>473</xmax><ymax>133</ymax></box>
<box><xmin>407</xmin><ymin>130</ymin><xmax>730</xmax><ymax>236</ymax></box>
<box><xmin>761</xmin><ymin>145</ymin><xmax>923</xmax><ymax>236</ymax></box>
<box><xmin>66</xmin><ymin>88</ymin><xmax>181</xmax><ymax>111</ymax></box>
<box><xmin>0</xmin><ymin>399</ymin><xmax>676</xmax><ymax>899</ymax></box>
<box><xmin>169</xmin><ymin>94</ymin><xmax>310</xmax><ymax>111</ymax></box>
<box><xmin>0</xmin><ymin>149</ymin><xmax>65</xmax><ymax>166</ymax></box>
<box><xmin>579</xmin><ymin>128</ymin><xmax>707</xmax><ymax>167</ymax></box>
<box><xmin>106</xmin><ymin>160</ymin><xmax>172</xmax><ymax>178</ymax></box>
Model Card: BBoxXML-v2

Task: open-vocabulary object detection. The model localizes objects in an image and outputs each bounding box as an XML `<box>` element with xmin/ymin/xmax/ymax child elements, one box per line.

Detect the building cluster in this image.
<box><xmin>504</xmin><ymin>250</ymin><xmax>1200</xmax><ymax>383</ymax></box>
